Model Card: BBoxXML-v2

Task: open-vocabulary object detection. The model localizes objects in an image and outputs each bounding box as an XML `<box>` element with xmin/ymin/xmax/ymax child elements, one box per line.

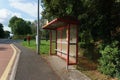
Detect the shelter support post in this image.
<box><xmin>55</xmin><ymin>30</ymin><xmax>57</xmax><ymax>54</ymax></box>
<box><xmin>76</xmin><ymin>26</ymin><xmax>78</xmax><ymax>64</ymax></box>
<box><xmin>50</xmin><ymin>30</ymin><xmax>52</xmax><ymax>55</ymax></box>
<box><xmin>66</xmin><ymin>24</ymin><xmax>70</xmax><ymax>69</ymax></box>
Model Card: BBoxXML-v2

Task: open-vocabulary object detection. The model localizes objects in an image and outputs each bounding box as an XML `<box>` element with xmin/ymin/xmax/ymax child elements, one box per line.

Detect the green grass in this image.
<box><xmin>22</xmin><ymin>40</ymin><xmax>50</xmax><ymax>54</ymax></box>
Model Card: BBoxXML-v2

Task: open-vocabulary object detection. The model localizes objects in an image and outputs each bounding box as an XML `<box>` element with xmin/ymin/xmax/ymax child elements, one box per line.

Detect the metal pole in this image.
<box><xmin>37</xmin><ymin>0</ymin><xmax>40</xmax><ymax>54</ymax></box>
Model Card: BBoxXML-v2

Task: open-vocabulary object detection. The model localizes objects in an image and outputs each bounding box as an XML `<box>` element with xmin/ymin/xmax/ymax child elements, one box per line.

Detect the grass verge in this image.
<box><xmin>21</xmin><ymin>40</ymin><xmax>50</xmax><ymax>55</ymax></box>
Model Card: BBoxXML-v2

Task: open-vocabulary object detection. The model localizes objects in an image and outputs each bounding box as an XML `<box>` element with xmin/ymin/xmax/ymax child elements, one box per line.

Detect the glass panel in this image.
<box><xmin>51</xmin><ymin>30</ymin><xmax>56</xmax><ymax>54</ymax></box>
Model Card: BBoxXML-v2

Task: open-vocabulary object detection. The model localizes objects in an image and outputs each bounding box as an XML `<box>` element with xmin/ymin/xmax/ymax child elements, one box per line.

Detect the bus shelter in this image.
<box><xmin>42</xmin><ymin>18</ymin><xmax>79</xmax><ymax>68</ymax></box>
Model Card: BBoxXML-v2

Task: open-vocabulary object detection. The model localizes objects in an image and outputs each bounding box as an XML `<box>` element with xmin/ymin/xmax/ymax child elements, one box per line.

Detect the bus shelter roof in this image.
<box><xmin>42</xmin><ymin>18</ymin><xmax>79</xmax><ymax>30</ymax></box>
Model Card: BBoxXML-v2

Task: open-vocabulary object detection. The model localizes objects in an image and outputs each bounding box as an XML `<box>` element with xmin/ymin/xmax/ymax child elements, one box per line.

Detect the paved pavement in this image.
<box><xmin>14</xmin><ymin>43</ymin><xmax>60</xmax><ymax>80</ymax></box>
<box><xmin>14</xmin><ymin>43</ymin><xmax>91</xmax><ymax>80</ymax></box>
<box><xmin>44</xmin><ymin>56</ymin><xmax>91</xmax><ymax>80</ymax></box>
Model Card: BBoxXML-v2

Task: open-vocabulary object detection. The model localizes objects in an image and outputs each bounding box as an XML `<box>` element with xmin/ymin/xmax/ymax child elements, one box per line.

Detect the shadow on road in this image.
<box><xmin>0</xmin><ymin>39</ymin><xmax>22</xmax><ymax>44</ymax></box>
<box><xmin>0</xmin><ymin>47</ymin><xmax>7</xmax><ymax>51</ymax></box>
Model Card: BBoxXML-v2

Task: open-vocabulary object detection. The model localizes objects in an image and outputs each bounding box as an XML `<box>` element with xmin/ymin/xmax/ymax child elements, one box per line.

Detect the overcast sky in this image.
<box><xmin>0</xmin><ymin>0</ymin><xmax>42</xmax><ymax>31</ymax></box>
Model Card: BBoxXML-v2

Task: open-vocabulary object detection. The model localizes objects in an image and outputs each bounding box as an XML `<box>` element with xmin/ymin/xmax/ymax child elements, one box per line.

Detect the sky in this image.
<box><xmin>0</xmin><ymin>0</ymin><xmax>42</xmax><ymax>32</ymax></box>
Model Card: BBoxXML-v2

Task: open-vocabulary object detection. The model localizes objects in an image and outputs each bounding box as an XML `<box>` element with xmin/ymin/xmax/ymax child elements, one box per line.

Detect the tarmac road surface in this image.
<box><xmin>0</xmin><ymin>39</ymin><xmax>61</xmax><ymax>80</ymax></box>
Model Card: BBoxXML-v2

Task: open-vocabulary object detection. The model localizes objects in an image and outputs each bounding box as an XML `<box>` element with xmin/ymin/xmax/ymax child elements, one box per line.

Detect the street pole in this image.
<box><xmin>37</xmin><ymin>0</ymin><xmax>40</xmax><ymax>55</ymax></box>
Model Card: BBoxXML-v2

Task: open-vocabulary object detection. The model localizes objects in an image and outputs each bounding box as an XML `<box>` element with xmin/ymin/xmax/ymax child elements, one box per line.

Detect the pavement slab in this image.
<box><xmin>44</xmin><ymin>56</ymin><xmax>91</xmax><ymax>80</ymax></box>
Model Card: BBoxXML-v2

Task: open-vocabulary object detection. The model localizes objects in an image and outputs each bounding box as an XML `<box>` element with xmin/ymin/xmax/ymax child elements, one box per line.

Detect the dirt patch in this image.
<box><xmin>77</xmin><ymin>57</ymin><xmax>118</xmax><ymax>80</ymax></box>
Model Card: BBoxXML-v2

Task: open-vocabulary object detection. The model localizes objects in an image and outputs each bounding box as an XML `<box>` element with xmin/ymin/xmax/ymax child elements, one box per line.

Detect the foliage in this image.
<box><xmin>79</xmin><ymin>0</ymin><xmax>120</xmax><ymax>42</ymax></box>
<box><xmin>0</xmin><ymin>23</ymin><xmax>5</xmax><ymax>38</ymax></box>
<box><xmin>42</xmin><ymin>0</ymin><xmax>119</xmax><ymax>42</ymax></box>
<box><xmin>41</xmin><ymin>0</ymin><xmax>83</xmax><ymax>20</ymax></box>
<box><xmin>98</xmin><ymin>41</ymin><xmax>120</xmax><ymax>78</ymax></box>
<box><xmin>4</xmin><ymin>31</ymin><xmax>10</xmax><ymax>38</ymax></box>
<box><xmin>13</xmin><ymin>35</ymin><xmax>26</xmax><ymax>39</ymax></box>
<box><xmin>41</xmin><ymin>30</ymin><xmax>49</xmax><ymax>40</ymax></box>
<box><xmin>8</xmin><ymin>16</ymin><xmax>32</xmax><ymax>35</ymax></box>
<box><xmin>31</xmin><ymin>19</ymin><xmax>50</xmax><ymax>40</ymax></box>
<box><xmin>31</xmin><ymin>21</ymin><xmax>37</xmax><ymax>35</ymax></box>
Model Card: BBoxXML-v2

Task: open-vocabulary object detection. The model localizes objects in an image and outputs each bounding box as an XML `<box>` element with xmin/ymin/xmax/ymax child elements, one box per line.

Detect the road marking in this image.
<box><xmin>0</xmin><ymin>44</ymin><xmax>16</xmax><ymax>80</ymax></box>
<box><xmin>9</xmin><ymin>44</ymin><xmax>21</xmax><ymax>80</ymax></box>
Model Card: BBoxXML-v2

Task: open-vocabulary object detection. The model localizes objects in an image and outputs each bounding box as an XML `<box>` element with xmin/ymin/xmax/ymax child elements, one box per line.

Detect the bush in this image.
<box><xmin>13</xmin><ymin>35</ymin><xmax>26</xmax><ymax>39</ymax></box>
<box><xmin>79</xmin><ymin>42</ymin><xmax>86</xmax><ymax>48</ymax></box>
<box><xmin>79</xmin><ymin>42</ymin><xmax>100</xmax><ymax>61</ymax></box>
<box><xmin>98</xmin><ymin>41</ymin><xmax>120</xmax><ymax>78</ymax></box>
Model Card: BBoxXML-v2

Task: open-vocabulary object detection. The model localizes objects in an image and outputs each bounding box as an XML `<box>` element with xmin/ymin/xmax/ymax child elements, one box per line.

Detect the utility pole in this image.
<box><xmin>37</xmin><ymin>0</ymin><xmax>40</xmax><ymax>55</ymax></box>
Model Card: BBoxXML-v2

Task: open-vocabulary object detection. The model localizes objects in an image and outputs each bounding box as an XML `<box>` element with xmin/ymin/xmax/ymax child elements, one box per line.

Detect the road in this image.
<box><xmin>0</xmin><ymin>39</ymin><xmax>61</xmax><ymax>80</ymax></box>
<box><xmin>0</xmin><ymin>39</ymin><xmax>21</xmax><ymax>44</ymax></box>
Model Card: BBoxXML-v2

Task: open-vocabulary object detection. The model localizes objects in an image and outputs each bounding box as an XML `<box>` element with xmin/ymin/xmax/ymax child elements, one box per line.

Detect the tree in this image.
<box><xmin>31</xmin><ymin>19</ymin><xmax>50</xmax><ymax>40</ymax></box>
<box><xmin>4</xmin><ymin>31</ymin><xmax>10</xmax><ymax>38</ymax></box>
<box><xmin>0</xmin><ymin>23</ymin><xmax>5</xmax><ymax>38</ymax></box>
<box><xmin>9</xmin><ymin>16</ymin><xmax>32</xmax><ymax>35</ymax></box>
<box><xmin>41</xmin><ymin>0</ymin><xmax>83</xmax><ymax>20</ymax></box>
<box><xmin>42</xmin><ymin>0</ymin><xmax>119</xmax><ymax>42</ymax></box>
<box><xmin>31</xmin><ymin>20</ymin><xmax>37</xmax><ymax>34</ymax></box>
<box><xmin>8</xmin><ymin>16</ymin><xmax>19</xmax><ymax>34</ymax></box>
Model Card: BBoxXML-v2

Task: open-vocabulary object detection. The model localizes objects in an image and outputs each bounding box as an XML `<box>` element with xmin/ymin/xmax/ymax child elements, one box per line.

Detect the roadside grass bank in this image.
<box><xmin>21</xmin><ymin>40</ymin><xmax>50</xmax><ymax>55</ymax></box>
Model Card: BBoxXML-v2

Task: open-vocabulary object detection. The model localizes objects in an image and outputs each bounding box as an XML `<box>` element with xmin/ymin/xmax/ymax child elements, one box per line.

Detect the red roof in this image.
<box><xmin>42</xmin><ymin>18</ymin><xmax>79</xmax><ymax>30</ymax></box>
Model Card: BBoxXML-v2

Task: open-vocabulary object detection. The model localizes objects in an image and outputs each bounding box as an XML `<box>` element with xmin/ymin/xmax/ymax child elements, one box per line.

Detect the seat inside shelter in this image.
<box><xmin>42</xmin><ymin>18</ymin><xmax>79</xmax><ymax>66</ymax></box>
